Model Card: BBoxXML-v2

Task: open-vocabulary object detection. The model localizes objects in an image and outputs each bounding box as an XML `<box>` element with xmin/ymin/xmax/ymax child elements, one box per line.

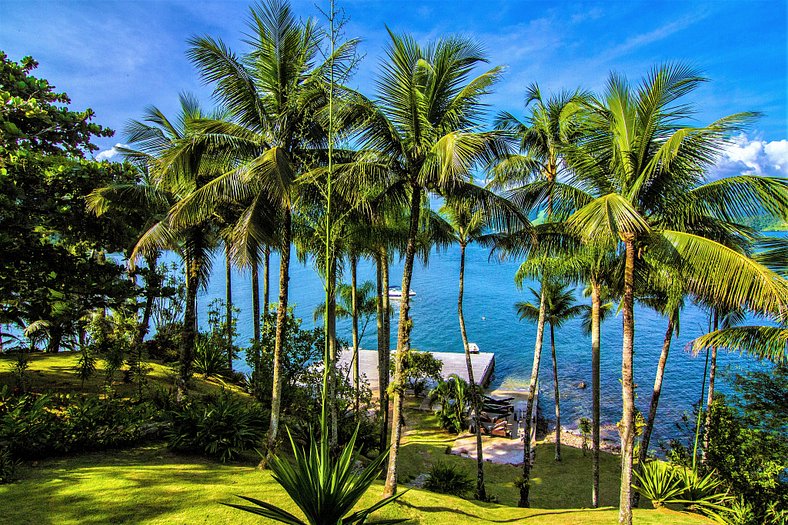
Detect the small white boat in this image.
<box><xmin>468</xmin><ymin>342</ymin><xmax>480</xmax><ymax>354</ymax></box>
<box><xmin>388</xmin><ymin>286</ymin><xmax>416</xmax><ymax>299</ymax></box>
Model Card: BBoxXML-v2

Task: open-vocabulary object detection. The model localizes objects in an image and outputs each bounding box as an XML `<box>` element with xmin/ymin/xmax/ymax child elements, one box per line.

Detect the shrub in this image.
<box><xmin>632</xmin><ymin>460</ymin><xmax>683</xmax><ymax>508</ymax></box>
<box><xmin>166</xmin><ymin>391</ymin><xmax>266</xmax><ymax>462</ymax></box>
<box><xmin>674</xmin><ymin>467</ymin><xmax>732</xmax><ymax>514</ymax></box>
<box><xmin>423</xmin><ymin>462</ymin><xmax>474</xmax><ymax>497</ymax></box>
<box><xmin>431</xmin><ymin>375</ymin><xmax>472</xmax><ymax>434</ymax></box>
<box><xmin>193</xmin><ymin>333</ymin><xmax>229</xmax><ymax>378</ymax></box>
<box><xmin>0</xmin><ymin>447</ymin><xmax>20</xmax><ymax>484</ymax></box>
<box><xmin>0</xmin><ymin>389</ymin><xmax>161</xmax><ymax>459</ymax></box>
<box><xmin>393</xmin><ymin>351</ymin><xmax>443</xmax><ymax>397</ymax></box>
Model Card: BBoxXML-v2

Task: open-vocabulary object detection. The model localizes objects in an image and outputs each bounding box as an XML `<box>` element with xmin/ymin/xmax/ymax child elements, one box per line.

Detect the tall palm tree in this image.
<box><xmin>347</xmin><ymin>31</ymin><xmax>510</xmax><ymax>497</ymax></box>
<box><xmin>516</xmin><ymin>280</ymin><xmax>585</xmax><ymax>462</ymax></box>
<box><xmin>111</xmin><ymin>94</ymin><xmax>222</xmax><ymax>402</ymax></box>
<box><xmin>492</xmin><ymin>84</ymin><xmax>590</xmax><ymax>507</ymax></box>
<box><xmin>441</xmin><ymin>195</ymin><xmax>498</xmax><ymax>501</ymax></box>
<box><xmin>563</xmin><ymin>64</ymin><xmax>788</xmax><ymax>525</ymax></box>
<box><xmin>166</xmin><ymin>0</ymin><xmax>355</xmax><ymax>452</ymax></box>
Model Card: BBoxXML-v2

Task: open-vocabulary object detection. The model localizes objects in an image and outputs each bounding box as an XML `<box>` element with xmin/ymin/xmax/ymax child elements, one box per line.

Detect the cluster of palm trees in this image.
<box><xmin>89</xmin><ymin>2</ymin><xmax>787</xmax><ymax>524</ymax></box>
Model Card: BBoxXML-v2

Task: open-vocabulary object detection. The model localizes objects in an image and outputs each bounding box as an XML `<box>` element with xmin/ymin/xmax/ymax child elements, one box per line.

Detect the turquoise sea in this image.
<box><xmin>195</xmin><ymin>233</ymin><xmax>784</xmax><ymax>446</ymax></box>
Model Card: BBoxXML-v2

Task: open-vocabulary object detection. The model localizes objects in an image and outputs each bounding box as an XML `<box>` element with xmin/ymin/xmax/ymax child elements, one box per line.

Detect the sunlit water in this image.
<box><xmin>192</xmin><ymin>233</ymin><xmax>784</xmax><ymax>446</ymax></box>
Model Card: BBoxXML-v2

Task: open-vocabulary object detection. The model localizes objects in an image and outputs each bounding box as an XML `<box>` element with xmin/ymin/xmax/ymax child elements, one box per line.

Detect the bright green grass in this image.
<box><xmin>0</xmin><ymin>444</ymin><xmax>710</xmax><ymax>525</ymax></box>
<box><xmin>0</xmin><ymin>352</ymin><xmax>710</xmax><ymax>523</ymax></box>
<box><xmin>0</xmin><ymin>351</ymin><xmax>245</xmax><ymax>398</ymax></box>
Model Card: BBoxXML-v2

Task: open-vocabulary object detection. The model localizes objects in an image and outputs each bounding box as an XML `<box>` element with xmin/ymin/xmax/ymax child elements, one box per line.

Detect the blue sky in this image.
<box><xmin>2</xmin><ymin>0</ymin><xmax>787</xmax><ymax>176</ymax></box>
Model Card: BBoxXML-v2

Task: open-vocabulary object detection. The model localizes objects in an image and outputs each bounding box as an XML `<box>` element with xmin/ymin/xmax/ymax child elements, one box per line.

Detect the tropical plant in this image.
<box><xmin>0</xmin><ymin>447</ymin><xmax>20</xmax><ymax>484</ymax></box>
<box><xmin>166</xmin><ymin>392</ymin><xmax>266</xmax><ymax>462</ymax></box>
<box><xmin>170</xmin><ymin>0</ymin><xmax>361</xmax><ymax>450</ymax></box>
<box><xmin>193</xmin><ymin>334</ymin><xmax>229</xmax><ymax>378</ymax></box>
<box><xmin>561</xmin><ymin>63</ymin><xmax>788</xmax><ymax>524</ymax></box>
<box><xmin>442</xmin><ymin>193</ymin><xmax>522</xmax><ymax>500</ymax></box>
<box><xmin>492</xmin><ymin>83</ymin><xmax>590</xmax><ymax>508</ymax></box>
<box><xmin>578</xmin><ymin>417</ymin><xmax>591</xmax><ymax>456</ymax></box>
<box><xmin>431</xmin><ymin>375</ymin><xmax>472</xmax><ymax>434</ymax></box>
<box><xmin>225</xmin><ymin>429</ymin><xmax>405</xmax><ymax>525</ymax></box>
<box><xmin>424</xmin><ymin>462</ymin><xmax>475</xmax><ymax>497</ymax></box>
<box><xmin>344</xmin><ymin>26</ymin><xmax>514</xmax><ymax>497</ymax></box>
<box><xmin>632</xmin><ymin>460</ymin><xmax>684</xmax><ymax>508</ymax></box>
<box><xmin>397</xmin><ymin>351</ymin><xmax>443</xmax><ymax>397</ymax></box>
<box><xmin>111</xmin><ymin>93</ymin><xmax>224</xmax><ymax>402</ymax></box>
<box><xmin>516</xmin><ymin>279</ymin><xmax>585</xmax><ymax>462</ymax></box>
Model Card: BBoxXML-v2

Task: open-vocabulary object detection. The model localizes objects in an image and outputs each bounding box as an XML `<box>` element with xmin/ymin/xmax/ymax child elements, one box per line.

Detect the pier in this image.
<box><xmin>337</xmin><ymin>348</ymin><xmax>495</xmax><ymax>389</ymax></box>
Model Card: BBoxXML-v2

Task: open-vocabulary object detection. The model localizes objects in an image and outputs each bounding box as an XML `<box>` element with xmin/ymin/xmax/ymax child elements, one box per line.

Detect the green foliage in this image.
<box><xmin>192</xmin><ymin>298</ymin><xmax>238</xmax><ymax>378</ymax></box>
<box><xmin>226</xmin><ymin>429</ymin><xmax>405</xmax><ymax>525</ymax></box>
<box><xmin>166</xmin><ymin>391</ymin><xmax>266</xmax><ymax>463</ymax></box>
<box><xmin>703</xmin><ymin>389</ymin><xmax>787</xmax><ymax>521</ymax></box>
<box><xmin>431</xmin><ymin>375</ymin><xmax>472</xmax><ymax>434</ymax></box>
<box><xmin>1</xmin><ymin>55</ymin><xmax>139</xmax><ymax>351</ymax></box>
<box><xmin>393</xmin><ymin>351</ymin><xmax>443</xmax><ymax>397</ymax></box>
<box><xmin>424</xmin><ymin>462</ymin><xmax>475</xmax><ymax>497</ymax></box>
<box><xmin>75</xmin><ymin>346</ymin><xmax>98</xmax><ymax>387</ymax></box>
<box><xmin>193</xmin><ymin>334</ymin><xmax>229</xmax><ymax>378</ymax></box>
<box><xmin>0</xmin><ymin>446</ymin><xmax>20</xmax><ymax>484</ymax></box>
<box><xmin>632</xmin><ymin>461</ymin><xmax>684</xmax><ymax>508</ymax></box>
<box><xmin>246</xmin><ymin>309</ymin><xmax>324</xmax><ymax>406</ymax></box>
<box><xmin>578</xmin><ymin>417</ymin><xmax>591</xmax><ymax>456</ymax></box>
<box><xmin>673</xmin><ymin>467</ymin><xmax>731</xmax><ymax>516</ymax></box>
<box><xmin>84</xmin><ymin>309</ymin><xmax>137</xmax><ymax>386</ymax></box>
<box><xmin>0</xmin><ymin>387</ymin><xmax>160</xmax><ymax>460</ymax></box>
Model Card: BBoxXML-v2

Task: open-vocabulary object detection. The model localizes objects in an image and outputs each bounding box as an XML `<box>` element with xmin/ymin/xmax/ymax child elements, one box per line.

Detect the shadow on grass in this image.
<box><xmin>399</xmin><ymin>499</ymin><xmax>612</xmax><ymax>522</ymax></box>
<box><xmin>2</xmin><ymin>446</ymin><xmax>265</xmax><ymax>525</ymax></box>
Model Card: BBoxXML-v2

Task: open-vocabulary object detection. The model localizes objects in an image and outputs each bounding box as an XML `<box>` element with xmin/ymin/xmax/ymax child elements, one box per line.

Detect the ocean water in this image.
<box><xmin>194</xmin><ymin>233</ymin><xmax>783</xmax><ymax>446</ymax></box>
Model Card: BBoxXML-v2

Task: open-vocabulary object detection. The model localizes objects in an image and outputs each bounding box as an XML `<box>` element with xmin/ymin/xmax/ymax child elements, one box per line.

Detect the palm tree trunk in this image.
<box><xmin>351</xmin><ymin>254</ymin><xmax>360</xmax><ymax>417</ymax></box>
<box><xmin>619</xmin><ymin>236</ymin><xmax>636</xmax><ymax>525</ymax></box>
<box><xmin>179</xmin><ymin>254</ymin><xmax>199</xmax><ymax>403</ymax></box>
<box><xmin>590</xmin><ymin>281</ymin><xmax>601</xmax><ymax>508</ymax></box>
<box><xmin>458</xmin><ymin>243</ymin><xmax>486</xmax><ymax>501</ymax></box>
<box><xmin>225</xmin><ymin>244</ymin><xmax>233</xmax><ymax>372</ymax></box>
<box><xmin>252</xmin><ymin>257</ymin><xmax>261</xmax><ymax>342</ymax></box>
<box><xmin>384</xmin><ymin>185</ymin><xmax>421</xmax><ymax>498</ymax></box>
<box><xmin>634</xmin><ymin>316</ymin><xmax>675</xmax><ymax>506</ymax></box>
<box><xmin>519</xmin><ymin>284</ymin><xmax>548</xmax><ymax>508</ymax></box>
<box><xmin>550</xmin><ymin>323</ymin><xmax>561</xmax><ymax>462</ymax></box>
<box><xmin>377</xmin><ymin>247</ymin><xmax>391</xmax><ymax>454</ymax></box>
<box><xmin>263</xmin><ymin>245</ymin><xmax>270</xmax><ymax>319</ymax></box>
<box><xmin>702</xmin><ymin>312</ymin><xmax>719</xmax><ymax>462</ymax></box>
<box><xmin>135</xmin><ymin>254</ymin><xmax>159</xmax><ymax>347</ymax></box>
<box><xmin>267</xmin><ymin>209</ymin><xmax>291</xmax><ymax>456</ymax></box>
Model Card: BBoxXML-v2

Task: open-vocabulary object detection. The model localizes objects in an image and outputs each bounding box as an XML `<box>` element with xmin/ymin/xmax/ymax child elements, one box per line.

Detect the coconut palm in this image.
<box><xmin>516</xmin><ymin>280</ymin><xmax>585</xmax><ymax>462</ymax></box>
<box><xmin>562</xmin><ymin>63</ymin><xmax>788</xmax><ymax>525</ymax></box>
<box><xmin>343</xmin><ymin>31</ymin><xmax>512</xmax><ymax>497</ymax></box>
<box><xmin>105</xmin><ymin>94</ymin><xmax>222</xmax><ymax>401</ymax></box>
<box><xmin>165</xmin><ymin>0</ymin><xmax>358</xmax><ymax>451</ymax></box>
<box><xmin>492</xmin><ymin>84</ymin><xmax>590</xmax><ymax>507</ymax></box>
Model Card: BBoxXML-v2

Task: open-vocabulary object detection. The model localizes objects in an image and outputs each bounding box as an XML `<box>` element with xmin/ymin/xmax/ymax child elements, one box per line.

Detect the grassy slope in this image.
<box><xmin>0</xmin><ymin>352</ymin><xmax>710</xmax><ymax>524</ymax></box>
<box><xmin>0</xmin><ymin>351</ymin><xmax>244</xmax><ymax>397</ymax></box>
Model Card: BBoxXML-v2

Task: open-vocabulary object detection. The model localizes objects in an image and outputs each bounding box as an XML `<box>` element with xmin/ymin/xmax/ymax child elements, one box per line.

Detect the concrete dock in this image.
<box><xmin>337</xmin><ymin>349</ymin><xmax>495</xmax><ymax>389</ymax></box>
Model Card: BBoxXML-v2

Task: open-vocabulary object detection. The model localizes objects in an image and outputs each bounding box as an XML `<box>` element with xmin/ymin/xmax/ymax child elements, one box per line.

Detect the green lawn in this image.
<box><xmin>0</xmin><ymin>352</ymin><xmax>711</xmax><ymax>524</ymax></box>
<box><xmin>0</xmin><ymin>351</ymin><xmax>245</xmax><ymax>398</ymax></box>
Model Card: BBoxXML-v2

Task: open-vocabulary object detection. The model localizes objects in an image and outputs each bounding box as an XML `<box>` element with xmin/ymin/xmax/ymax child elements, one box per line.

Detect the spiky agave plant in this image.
<box><xmin>224</xmin><ymin>429</ymin><xmax>406</xmax><ymax>525</ymax></box>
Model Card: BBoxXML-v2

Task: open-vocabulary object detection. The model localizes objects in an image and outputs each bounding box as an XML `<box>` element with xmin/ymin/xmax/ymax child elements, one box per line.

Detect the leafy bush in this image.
<box><xmin>193</xmin><ymin>333</ymin><xmax>229</xmax><ymax>378</ymax></box>
<box><xmin>145</xmin><ymin>322</ymin><xmax>181</xmax><ymax>363</ymax></box>
<box><xmin>226</xmin><ymin>430</ymin><xmax>402</xmax><ymax>524</ymax></box>
<box><xmin>674</xmin><ymin>467</ymin><xmax>732</xmax><ymax>514</ymax></box>
<box><xmin>632</xmin><ymin>460</ymin><xmax>684</xmax><ymax>508</ymax></box>
<box><xmin>166</xmin><ymin>391</ymin><xmax>267</xmax><ymax>462</ymax></box>
<box><xmin>0</xmin><ymin>447</ymin><xmax>21</xmax><ymax>484</ymax></box>
<box><xmin>424</xmin><ymin>462</ymin><xmax>474</xmax><ymax>497</ymax></box>
<box><xmin>431</xmin><ymin>375</ymin><xmax>472</xmax><ymax>434</ymax></box>
<box><xmin>392</xmin><ymin>350</ymin><xmax>443</xmax><ymax>397</ymax></box>
<box><xmin>0</xmin><ymin>388</ymin><xmax>161</xmax><ymax>459</ymax></box>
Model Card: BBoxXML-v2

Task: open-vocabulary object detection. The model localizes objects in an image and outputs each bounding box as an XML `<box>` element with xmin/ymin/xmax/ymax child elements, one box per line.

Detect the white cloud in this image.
<box><xmin>763</xmin><ymin>140</ymin><xmax>788</xmax><ymax>172</ymax></box>
<box><xmin>96</xmin><ymin>143</ymin><xmax>129</xmax><ymax>162</ymax></box>
<box><xmin>714</xmin><ymin>135</ymin><xmax>788</xmax><ymax>178</ymax></box>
